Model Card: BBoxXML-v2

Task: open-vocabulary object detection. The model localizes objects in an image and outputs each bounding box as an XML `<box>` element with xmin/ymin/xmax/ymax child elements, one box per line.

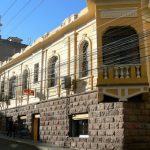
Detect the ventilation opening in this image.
<box><xmin>103</xmin><ymin>95</ymin><xmax>119</xmax><ymax>102</ymax></box>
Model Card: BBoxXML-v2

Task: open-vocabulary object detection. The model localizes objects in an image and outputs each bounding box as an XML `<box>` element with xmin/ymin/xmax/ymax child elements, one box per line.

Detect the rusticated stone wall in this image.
<box><xmin>0</xmin><ymin>91</ymin><xmax>150</xmax><ymax>150</ymax></box>
<box><xmin>69</xmin><ymin>102</ymin><xmax>125</xmax><ymax>150</ymax></box>
<box><xmin>124</xmin><ymin>102</ymin><xmax>150</xmax><ymax>150</ymax></box>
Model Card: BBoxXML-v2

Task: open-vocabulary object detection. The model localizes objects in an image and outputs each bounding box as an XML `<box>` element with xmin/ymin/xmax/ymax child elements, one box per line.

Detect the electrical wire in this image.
<box><xmin>8</xmin><ymin>0</ymin><xmax>45</xmax><ymax>35</ymax></box>
<box><xmin>3</xmin><ymin>1</ymin><xmax>148</xmax><ymax>44</ymax></box>
<box><xmin>4</xmin><ymin>0</ymin><xmax>31</xmax><ymax>30</ymax></box>
<box><xmin>2</xmin><ymin>0</ymin><xmax>18</xmax><ymax>17</ymax></box>
<box><xmin>0</xmin><ymin>3</ymin><xmax>150</xmax><ymax>99</ymax></box>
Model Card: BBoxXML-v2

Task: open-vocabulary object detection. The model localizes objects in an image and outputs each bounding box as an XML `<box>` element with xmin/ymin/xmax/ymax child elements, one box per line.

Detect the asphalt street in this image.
<box><xmin>0</xmin><ymin>138</ymin><xmax>40</xmax><ymax>150</ymax></box>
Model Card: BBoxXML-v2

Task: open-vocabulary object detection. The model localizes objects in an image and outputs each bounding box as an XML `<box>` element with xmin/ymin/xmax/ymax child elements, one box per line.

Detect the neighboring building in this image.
<box><xmin>0</xmin><ymin>37</ymin><xmax>27</xmax><ymax>62</ymax></box>
<box><xmin>0</xmin><ymin>0</ymin><xmax>150</xmax><ymax>150</ymax></box>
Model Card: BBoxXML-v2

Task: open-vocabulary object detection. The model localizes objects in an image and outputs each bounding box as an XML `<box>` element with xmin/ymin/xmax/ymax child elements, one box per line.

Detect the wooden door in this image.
<box><xmin>33</xmin><ymin>115</ymin><xmax>40</xmax><ymax>143</ymax></box>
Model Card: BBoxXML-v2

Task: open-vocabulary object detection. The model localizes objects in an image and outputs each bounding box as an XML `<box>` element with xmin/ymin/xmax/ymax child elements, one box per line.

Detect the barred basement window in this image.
<box><xmin>48</xmin><ymin>56</ymin><xmax>58</xmax><ymax>88</ymax></box>
<box><xmin>34</xmin><ymin>63</ymin><xmax>39</xmax><ymax>83</ymax></box>
<box><xmin>69</xmin><ymin>113</ymin><xmax>89</xmax><ymax>138</ymax></box>
<box><xmin>9</xmin><ymin>76</ymin><xmax>17</xmax><ymax>99</ymax></box>
<box><xmin>79</xmin><ymin>41</ymin><xmax>89</xmax><ymax>78</ymax></box>
<box><xmin>22</xmin><ymin>69</ymin><xmax>29</xmax><ymax>90</ymax></box>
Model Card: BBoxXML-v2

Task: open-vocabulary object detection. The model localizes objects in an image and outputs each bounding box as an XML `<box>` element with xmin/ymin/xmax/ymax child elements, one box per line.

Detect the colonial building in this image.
<box><xmin>0</xmin><ymin>0</ymin><xmax>150</xmax><ymax>150</ymax></box>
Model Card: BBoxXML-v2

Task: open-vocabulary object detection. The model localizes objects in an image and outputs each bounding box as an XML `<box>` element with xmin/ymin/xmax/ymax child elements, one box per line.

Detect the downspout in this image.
<box><xmin>7</xmin><ymin>71</ymin><xmax>9</xmax><ymax>108</ymax></box>
<box><xmin>40</xmin><ymin>49</ymin><xmax>44</xmax><ymax>101</ymax></box>
<box><xmin>44</xmin><ymin>49</ymin><xmax>48</xmax><ymax>100</ymax></box>
<box><xmin>20</xmin><ymin>63</ymin><xmax>23</xmax><ymax>106</ymax></box>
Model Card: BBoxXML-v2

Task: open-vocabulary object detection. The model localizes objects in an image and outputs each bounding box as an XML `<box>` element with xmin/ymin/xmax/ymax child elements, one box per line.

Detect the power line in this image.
<box><xmin>4</xmin><ymin>1</ymin><xmax>147</xmax><ymax>43</ymax></box>
<box><xmin>0</xmin><ymin>4</ymin><xmax>150</xmax><ymax>84</ymax></box>
<box><xmin>2</xmin><ymin>44</ymin><xmax>150</xmax><ymax>101</ymax></box>
<box><xmin>1</xmin><ymin>26</ymin><xmax>150</xmax><ymax>79</ymax></box>
<box><xmin>4</xmin><ymin>0</ymin><xmax>31</xmax><ymax>30</ymax></box>
<box><xmin>8</xmin><ymin>0</ymin><xmax>45</xmax><ymax>35</ymax></box>
<box><xmin>2</xmin><ymin>0</ymin><xmax>18</xmax><ymax>17</ymax></box>
<box><xmin>1</xmin><ymin>27</ymin><xmax>150</xmax><ymax>79</ymax></box>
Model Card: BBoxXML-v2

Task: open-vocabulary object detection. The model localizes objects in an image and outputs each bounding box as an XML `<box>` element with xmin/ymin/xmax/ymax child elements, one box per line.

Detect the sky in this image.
<box><xmin>0</xmin><ymin>0</ymin><xmax>86</xmax><ymax>45</ymax></box>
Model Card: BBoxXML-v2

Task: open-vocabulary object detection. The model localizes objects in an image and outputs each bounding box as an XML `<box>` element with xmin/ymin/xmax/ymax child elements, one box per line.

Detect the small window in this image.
<box><xmin>34</xmin><ymin>63</ymin><xmax>39</xmax><ymax>83</ymax></box>
<box><xmin>69</xmin><ymin>113</ymin><xmax>89</xmax><ymax>138</ymax></box>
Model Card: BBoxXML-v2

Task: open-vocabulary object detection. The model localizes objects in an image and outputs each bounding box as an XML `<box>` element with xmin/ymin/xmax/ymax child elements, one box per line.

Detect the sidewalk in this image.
<box><xmin>0</xmin><ymin>134</ymin><xmax>74</xmax><ymax>150</ymax></box>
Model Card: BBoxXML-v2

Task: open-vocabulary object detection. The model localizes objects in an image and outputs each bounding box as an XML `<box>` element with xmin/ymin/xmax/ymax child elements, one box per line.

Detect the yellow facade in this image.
<box><xmin>0</xmin><ymin>0</ymin><xmax>150</xmax><ymax>109</ymax></box>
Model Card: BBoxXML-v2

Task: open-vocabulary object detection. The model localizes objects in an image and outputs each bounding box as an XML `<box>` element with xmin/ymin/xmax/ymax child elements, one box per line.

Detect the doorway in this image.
<box><xmin>18</xmin><ymin>115</ymin><xmax>28</xmax><ymax>137</ymax></box>
<box><xmin>32</xmin><ymin>114</ymin><xmax>40</xmax><ymax>142</ymax></box>
<box><xmin>0</xmin><ymin>117</ymin><xmax>3</xmax><ymax>131</ymax></box>
<box><xmin>5</xmin><ymin>117</ymin><xmax>12</xmax><ymax>131</ymax></box>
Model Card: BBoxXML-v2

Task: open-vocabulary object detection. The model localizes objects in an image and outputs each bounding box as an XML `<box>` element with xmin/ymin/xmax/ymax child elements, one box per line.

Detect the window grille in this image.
<box><xmin>22</xmin><ymin>69</ymin><xmax>29</xmax><ymax>90</ymax></box>
<box><xmin>34</xmin><ymin>63</ymin><xmax>39</xmax><ymax>83</ymax></box>
<box><xmin>9</xmin><ymin>76</ymin><xmax>17</xmax><ymax>99</ymax></box>
<box><xmin>48</xmin><ymin>56</ymin><xmax>58</xmax><ymax>88</ymax></box>
<box><xmin>80</xmin><ymin>41</ymin><xmax>89</xmax><ymax>77</ymax></box>
<box><xmin>102</xmin><ymin>26</ymin><xmax>140</xmax><ymax>65</ymax></box>
<box><xmin>0</xmin><ymin>80</ymin><xmax>5</xmax><ymax>100</ymax></box>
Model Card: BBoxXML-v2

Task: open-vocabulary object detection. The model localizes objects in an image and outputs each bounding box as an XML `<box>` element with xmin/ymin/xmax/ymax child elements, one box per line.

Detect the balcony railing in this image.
<box><xmin>102</xmin><ymin>64</ymin><xmax>141</xmax><ymax>80</ymax></box>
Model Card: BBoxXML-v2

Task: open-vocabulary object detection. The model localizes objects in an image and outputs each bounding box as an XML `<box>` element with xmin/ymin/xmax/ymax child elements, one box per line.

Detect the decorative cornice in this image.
<box><xmin>93</xmin><ymin>0</ymin><xmax>141</xmax><ymax>5</ymax></box>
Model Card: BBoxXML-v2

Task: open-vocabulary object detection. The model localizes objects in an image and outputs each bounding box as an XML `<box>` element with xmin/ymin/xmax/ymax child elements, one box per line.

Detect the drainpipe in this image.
<box><xmin>27</xmin><ymin>76</ymin><xmax>29</xmax><ymax>104</ymax></box>
<box><xmin>44</xmin><ymin>49</ymin><xmax>48</xmax><ymax>100</ymax></box>
<box><xmin>40</xmin><ymin>49</ymin><xmax>44</xmax><ymax>101</ymax></box>
<box><xmin>20</xmin><ymin>63</ymin><xmax>23</xmax><ymax>105</ymax></box>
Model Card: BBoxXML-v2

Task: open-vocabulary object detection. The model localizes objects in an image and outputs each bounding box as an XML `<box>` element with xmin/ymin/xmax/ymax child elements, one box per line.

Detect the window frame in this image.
<box><xmin>0</xmin><ymin>80</ymin><xmax>5</xmax><ymax>100</ymax></box>
<box><xmin>34</xmin><ymin>63</ymin><xmax>39</xmax><ymax>83</ymax></box>
<box><xmin>102</xmin><ymin>26</ymin><xmax>140</xmax><ymax>65</ymax></box>
<box><xmin>22</xmin><ymin>69</ymin><xmax>29</xmax><ymax>90</ymax></box>
<box><xmin>47</xmin><ymin>56</ymin><xmax>58</xmax><ymax>88</ymax></box>
<box><xmin>79</xmin><ymin>41</ymin><xmax>89</xmax><ymax>78</ymax></box>
<box><xmin>9</xmin><ymin>76</ymin><xmax>17</xmax><ymax>99</ymax></box>
<box><xmin>69</xmin><ymin>113</ymin><xmax>89</xmax><ymax>138</ymax></box>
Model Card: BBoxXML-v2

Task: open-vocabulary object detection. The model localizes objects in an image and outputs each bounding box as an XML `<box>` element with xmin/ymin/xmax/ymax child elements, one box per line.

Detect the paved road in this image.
<box><xmin>0</xmin><ymin>138</ymin><xmax>39</xmax><ymax>150</ymax></box>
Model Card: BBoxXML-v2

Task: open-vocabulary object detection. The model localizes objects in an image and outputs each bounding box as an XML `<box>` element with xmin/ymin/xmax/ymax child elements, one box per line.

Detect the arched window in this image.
<box><xmin>48</xmin><ymin>56</ymin><xmax>58</xmax><ymax>88</ymax></box>
<box><xmin>22</xmin><ymin>69</ymin><xmax>29</xmax><ymax>90</ymax></box>
<box><xmin>79</xmin><ymin>41</ymin><xmax>89</xmax><ymax>77</ymax></box>
<box><xmin>9</xmin><ymin>76</ymin><xmax>17</xmax><ymax>99</ymax></box>
<box><xmin>102</xmin><ymin>26</ymin><xmax>140</xmax><ymax>65</ymax></box>
<box><xmin>0</xmin><ymin>80</ymin><xmax>5</xmax><ymax>99</ymax></box>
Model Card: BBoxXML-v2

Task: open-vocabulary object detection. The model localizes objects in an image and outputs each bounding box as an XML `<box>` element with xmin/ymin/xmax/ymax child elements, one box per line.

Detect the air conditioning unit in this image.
<box><xmin>61</xmin><ymin>76</ymin><xmax>71</xmax><ymax>89</ymax></box>
<box><xmin>35</xmin><ymin>89</ymin><xmax>45</xmax><ymax>100</ymax></box>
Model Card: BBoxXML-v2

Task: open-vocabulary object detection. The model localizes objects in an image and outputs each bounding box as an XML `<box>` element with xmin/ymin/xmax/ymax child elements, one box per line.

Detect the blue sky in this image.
<box><xmin>0</xmin><ymin>0</ymin><xmax>86</xmax><ymax>44</ymax></box>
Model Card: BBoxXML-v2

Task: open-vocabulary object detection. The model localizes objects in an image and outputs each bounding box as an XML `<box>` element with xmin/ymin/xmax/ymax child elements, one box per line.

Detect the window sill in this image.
<box><xmin>71</xmin><ymin>135</ymin><xmax>89</xmax><ymax>138</ymax></box>
<box><xmin>48</xmin><ymin>85</ymin><xmax>59</xmax><ymax>90</ymax></box>
<box><xmin>9</xmin><ymin>97</ymin><xmax>16</xmax><ymax>100</ymax></box>
<box><xmin>79</xmin><ymin>135</ymin><xmax>89</xmax><ymax>138</ymax></box>
<box><xmin>78</xmin><ymin>75</ymin><xmax>91</xmax><ymax>81</ymax></box>
<box><xmin>33</xmin><ymin>81</ymin><xmax>39</xmax><ymax>85</ymax></box>
<box><xmin>77</xmin><ymin>75</ymin><xmax>94</xmax><ymax>82</ymax></box>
